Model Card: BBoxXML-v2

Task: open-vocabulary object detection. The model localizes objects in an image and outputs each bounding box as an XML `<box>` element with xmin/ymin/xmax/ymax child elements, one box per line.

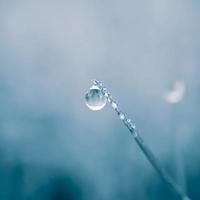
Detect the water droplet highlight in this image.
<box><xmin>85</xmin><ymin>85</ymin><xmax>107</xmax><ymax>111</ymax></box>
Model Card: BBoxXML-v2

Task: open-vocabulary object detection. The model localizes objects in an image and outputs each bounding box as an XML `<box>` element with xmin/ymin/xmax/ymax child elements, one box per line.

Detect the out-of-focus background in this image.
<box><xmin>0</xmin><ymin>0</ymin><xmax>200</xmax><ymax>199</ymax></box>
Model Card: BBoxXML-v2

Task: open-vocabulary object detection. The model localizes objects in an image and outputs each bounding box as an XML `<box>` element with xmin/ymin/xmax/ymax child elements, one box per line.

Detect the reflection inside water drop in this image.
<box><xmin>85</xmin><ymin>85</ymin><xmax>107</xmax><ymax>111</ymax></box>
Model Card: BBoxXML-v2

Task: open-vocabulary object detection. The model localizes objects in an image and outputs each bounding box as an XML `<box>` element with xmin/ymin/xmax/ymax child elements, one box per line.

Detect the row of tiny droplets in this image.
<box><xmin>92</xmin><ymin>80</ymin><xmax>192</xmax><ymax>200</ymax></box>
<box><xmin>92</xmin><ymin>79</ymin><xmax>137</xmax><ymax>138</ymax></box>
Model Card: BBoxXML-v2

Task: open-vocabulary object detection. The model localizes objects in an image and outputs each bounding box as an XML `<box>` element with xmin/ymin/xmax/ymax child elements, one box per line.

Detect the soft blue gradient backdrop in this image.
<box><xmin>0</xmin><ymin>0</ymin><xmax>200</xmax><ymax>199</ymax></box>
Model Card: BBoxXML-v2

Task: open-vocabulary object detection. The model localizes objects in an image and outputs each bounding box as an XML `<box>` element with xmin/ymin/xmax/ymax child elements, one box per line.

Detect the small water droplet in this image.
<box><xmin>85</xmin><ymin>85</ymin><xmax>107</xmax><ymax>111</ymax></box>
<box><xmin>101</xmin><ymin>87</ymin><xmax>106</xmax><ymax>91</ymax></box>
<box><xmin>119</xmin><ymin>112</ymin><xmax>125</xmax><ymax>120</ymax></box>
<box><xmin>104</xmin><ymin>92</ymin><xmax>109</xmax><ymax>98</ymax></box>
<box><xmin>107</xmin><ymin>97</ymin><xmax>112</xmax><ymax>103</ymax></box>
<box><xmin>111</xmin><ymin>102</ymin><xmax>117</xmax><ymax>109</ymax></box>
<box><xmin>127</xmin><ymin>119</ymin><xmax>131</xmax><ymax>123</ymax></box>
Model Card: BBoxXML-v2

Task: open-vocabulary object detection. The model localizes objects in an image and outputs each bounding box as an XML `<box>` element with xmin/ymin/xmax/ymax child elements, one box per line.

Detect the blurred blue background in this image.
<box><xmin>0</xmin><ymin>0</ymin><xmax>200</xmax><ymax>199</ymax></box>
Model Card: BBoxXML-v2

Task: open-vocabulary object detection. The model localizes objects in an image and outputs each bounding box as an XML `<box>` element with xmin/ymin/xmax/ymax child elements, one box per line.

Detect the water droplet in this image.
<box><xmin>104</xmin><ymin>92</ymin><xmax>109</xmax><ymax>98</ymax></box>
<box><xmin>102</xmin><ymin>87</ymin><xmax>107</xmax><ymax>94</ymax></box>
<box><xmin>85</xmin><ymin>85</ymin><xmax>107</xmax><ymax>111</ymax></box>
<box><xmin>107</xmin><ymin>98</ymin><xmax>111</xmax><ymax>103</ymax></box>
<box><xmin>127</xmin><ymin>119</ymin><xmax>131</xmax><ymax>123</ymax></box>
<box><xmin>119</xmin><ymin>112</ymin><xmax>125</xmax><ymax>120</ymax></box>
<box><xmin>111</xmin><ymin>101</ymin><xmax>118</xmax><ymax>109</ymax></box>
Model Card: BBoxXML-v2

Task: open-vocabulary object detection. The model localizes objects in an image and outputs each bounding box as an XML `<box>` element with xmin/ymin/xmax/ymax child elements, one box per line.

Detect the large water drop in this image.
<box><xmin>85</xmin><ymin>85</ymin><xmax>106</xmax><ymax>111</ymax></box>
